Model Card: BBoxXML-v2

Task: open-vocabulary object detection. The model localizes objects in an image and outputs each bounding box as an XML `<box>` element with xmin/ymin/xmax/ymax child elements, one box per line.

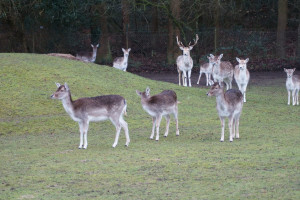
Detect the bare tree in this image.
<box><xmin>122</xmin><ymin>0</ymin><xmax>131</xmax><ymax>48</ymax></box>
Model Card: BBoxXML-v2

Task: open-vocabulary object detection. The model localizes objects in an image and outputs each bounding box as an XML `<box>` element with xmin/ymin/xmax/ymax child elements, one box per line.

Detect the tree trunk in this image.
<box><xmin>151</xmin><ymin>0</ymin><xmax>158</xmax><ymax>51</ymax></box>
<box><xmin>214</xmin><ymin>0</ymin><xmax>220</xmax><ymax>53</ymax></box>
<box><xmin>122</xmin><ymin>0</ymin><xmax>130</xmax><ymax>48</ymax></box>
<box><xmin>297</xmin><ymin>22</ymin><xmax>300</xmax><ymax>61</ymax></box>
<box><xmin>94</xmin><ymin>3</ymin><xmax>112</xmax><ymax>64</ymax></box>
<box><xmin>276</xmin><ymin>0</ymin><xmax>288</xmax><ymax>58</ymax></box>
<box><xmin>167</xmin><ymin>0</ymin><xmax>181</xmax><ymax>64</ymax></box>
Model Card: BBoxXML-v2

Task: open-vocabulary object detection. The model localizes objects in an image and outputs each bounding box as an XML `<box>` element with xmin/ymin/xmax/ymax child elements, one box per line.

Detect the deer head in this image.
<box><xmin>176</xmin><ymin>34</ymin><xmax>199</xmax><ymax>56</ymax></box>
<box><xmin>122</xmin><ymin>48</ymin><xmax>131</xmax><ymax>58</ymax></box>
<box><xmin>236</xmin><ymin>57</ymin><xmax>249</xmax><ymax>70</ymax></box>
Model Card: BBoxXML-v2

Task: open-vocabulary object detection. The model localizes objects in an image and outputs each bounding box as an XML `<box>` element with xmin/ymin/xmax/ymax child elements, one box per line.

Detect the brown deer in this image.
<box><xmin>113</xmin><ymin>48</ymin><xmax>131</xmax><ymax>71</ymax></box>
<box><xmin>136</xmin><ymin>87</ymin><xmax>179</xmax><ymax>141</ymax></box>
<box><xmin>284</xmin><ymin>68</ymin><xmax>300</xmax><ymax>105</ymax></box>
<box><xmin>234</xmin><ymin>58</ymin><xmax>250</xmax><ymax>102</ymax></box>
<box><xmin>76</xmin><ymin>44</ymin><xmax>99</xmax><ymax>63</ymax></box>
<box><xmin>207</xmin><ymin>83</ymin><xmax>244</xmax><ymax>142</ymax></box>
<box><xmin>51</xmin><ymin>83</ymin><xmax>130</xmax><ymax>149</ymax></box>
<box><xmin>176</xmin><ymin>34</ymin><xmax>199</xmax><ymax>87</ymax></box>
<box><xmin>209</xmin><ymin>54</ymin><xmax>234</xmax><ymax>90</ymax></box>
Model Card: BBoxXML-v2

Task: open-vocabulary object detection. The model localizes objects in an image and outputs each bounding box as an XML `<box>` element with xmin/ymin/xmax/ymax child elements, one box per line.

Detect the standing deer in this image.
<box><xmin>51</xmin><ymin>83</ymin><xmax>130</xmax><ymax>149</ymax></box>
<box><xmin>113</xmin><ymin>48</ymin><xmax>131</xmax><ymax>71</ymax></box>
<box><xmin>197</xmin><ymin>55</ymin><xmax>214</xmax><ymax>86</ymax></box>
<box><xmin>76</xmin><ymin>44</ymin><xmax>99</xmax><ymax>63</ymax></box>
<box><xmin>284</xmin><ymin>68</ymin><xmax>300</xmax><ymax>106</ymax></box>
<box><xmin>207</xmin><ymin>83</ymin><xmax>244</xmax><ymax>142</ymax></box>
<box><xmin>176</xmin><ymin>34</ymin><xmax>199</xmax><ymax>87</ymax></box>
<box><xmin>136</xmin><ymin>87</ymin><xmax>179</xmax><ymax>141</ymax></box>
<box><xmin>234</xmin><ymin>57</ymin><xmax>250</xmax><ymax>102</ymax></box>
<box><xmin>210</xmin><ymin>54</ymin><xmax>234</xmax><ymax>90</ymax></box>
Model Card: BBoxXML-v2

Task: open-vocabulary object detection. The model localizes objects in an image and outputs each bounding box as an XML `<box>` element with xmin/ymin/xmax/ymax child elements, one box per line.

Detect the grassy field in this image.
<box><xmin>0</xmin><ymin>53</ymin><xmax>299</xmax><ymax>199</ymax></box>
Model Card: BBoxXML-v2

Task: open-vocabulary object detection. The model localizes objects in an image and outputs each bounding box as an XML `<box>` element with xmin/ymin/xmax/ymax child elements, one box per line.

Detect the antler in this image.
<box><xmin>188</xmin><ymin>34</ymin><xmax>199</xmax><ymax>48</ymax></box>
<box><xmin>176</xmin><ymin>36</ymin><xmax>184</xmax><ymax>48</ymax></box>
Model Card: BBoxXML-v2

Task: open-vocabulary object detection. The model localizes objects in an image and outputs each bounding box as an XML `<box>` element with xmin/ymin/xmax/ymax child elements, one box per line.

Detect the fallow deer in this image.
<box><xmin>176</xmin><ymin>34</ymin><xmax>199</xmax><ymax>87</ymax></box>
<box><xmin>76</xmin><ymin>44</ymin><xmax>99</xmax><ymax>63</ymax></box>
<box><xmin>51</xmin><ymin>83</ymin><xmax>130</xmax><ymax>149</ymax></box>
<box><xmin>197</xmin><ymin>56</ymin><xmax>214</xmax><ymax>86</ymax></box>
<box><xmin>234</xmin><ymin>57</ymin><xmax>250</xmax><ymax>102</ymax></box>
<box><xmin>209</xmin><ymin>54</ymin><xmax>234</xmax><ymax>90</ymax></box>
<box><xmin>136</xmin><ymin>87</ymin><xmax>179</xmax><ymax>141</ymax></box>
<box><xmin>284</xmin><ymin>68</ymin><xmax>300</xmax><ymax>106</ymax></box>
<box><xmin>207</xmin><ymin>83</ymin><xmax>244</xmax><ymax>142</ymax></box>
<box><xmin>113</xmin><ymin>48</ymin><xmax>131</xmax><ymax>71</ymax></box>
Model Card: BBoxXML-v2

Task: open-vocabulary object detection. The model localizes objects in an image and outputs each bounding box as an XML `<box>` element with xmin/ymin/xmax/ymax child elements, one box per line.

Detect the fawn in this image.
<box><xmin>234</xmin><ymin>58</ymin><xmax>250</xmax><ymax>102</ymax></box>
<box><xmin>76</xmin><ymin>44</ymin><xmax>99</xmax><ymax>63</ymax></box>
<box><xmin>136</xmin><ymin>87</ymin><xmax>179</xmax><ymax>141</ymax></box>
<box><xmin>113</xmin><ymin>48</ymin><xmax>131</xmax><ymax>71</ymax></box>
<box><xmin>284</xmin><ymin>68</ymin><xmax>300</xmax><ymax>105</ymax></box>
<box><xmin>51</xmin><ymin>83</ymin><xmax>130</xmax><ymax>149</ymax></box>
<box><xmin>197</xmin><ymin>55</ymin><xmax>214</xmax><ymax>86</ymax></box>
<box><xmin>207</xmin><ymin>83</ymin><xmax>244</xmax><ymax>142</ymax></box>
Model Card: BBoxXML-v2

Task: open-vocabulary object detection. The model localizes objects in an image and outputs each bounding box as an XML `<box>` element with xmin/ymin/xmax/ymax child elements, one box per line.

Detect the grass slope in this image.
<box><xmin>0</xmin><ymin>53</ymin><xmax>299</xmax><ymax>199</ymax></box>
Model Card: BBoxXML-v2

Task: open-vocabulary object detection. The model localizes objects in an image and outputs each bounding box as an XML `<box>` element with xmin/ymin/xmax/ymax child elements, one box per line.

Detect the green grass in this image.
<box><xmin>0</xmin><ymin>53</ymin><xmax>299</xmax><ymax>199</ymax></box>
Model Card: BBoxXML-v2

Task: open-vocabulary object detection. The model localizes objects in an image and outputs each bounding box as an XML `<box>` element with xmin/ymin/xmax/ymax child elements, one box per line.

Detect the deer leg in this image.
<box><xmin>174</xmin><ymin>107</ymin><xmax>179</xmax><ymax>136</ymax></box>
<box><xmin>111</xmin><ymin>118</ymin><xmax>121</xmax><ymax>148</ymax></box>
<box><xmin>287</xmin><ymin>90</ymin><xmax>291</xmax><ymax>105</ymax></box>
<box><xmin>182</xmin><ymin>71</ymin><xmax>187</xmax><ymax>87</ymax></box>
<box><xmin>197</xmin><ymin>72</ymin><xmax>202</xmax><ymax>85</ymax></box>
<box><xmin>235</xmin><ymin>117</ymin><xmax>240</xmax><ymax>139</ymax></box>
<box><xmin>220</xmin><ymin>117</ymin><xmax>225</xmax><ymax>142</ymax></box>
<box><xmin>232</xmin><ymin>118</ymin><xmax>236</xmax><ymax>139</ymax></box>
<box><xmin>78</xmin><ymin>122</ymin><xmax>84</xmax><ymax>149</ymax></box>
<box><xmin>188</xmin><ymin>70</ymin><xmax>192</xmax><ymax>87</ymax></box>
<box><xmin>164</xmin><ymin>114</ymin><xmax>170</xmax><ymax>137</ymax></box>
<box><xmin>150</xmin><ymin>117</ymin><xmax>156</xmax><ymax>139</ymax></box>
<box><xmin>155</xmin><ymin>115</ymin><xmax>163</xmax><ymax>141</ymax></box>
<box><xmin>120</xmin><ymin>117</ymin><xmax>130</xmax><ymax>147</ymax></box>
<box><xmin>296</xmin><ymin>89</ymin><xmax>299</xmax><ymax>105</ymax></box>
<box><xmin>82</xmin><ymin>121</ymin><xmax>89</xmax><ymax>149</ymax></box>
<box><xmin>292</xmin><ymin>90</ymin><xmax>296</xmax><ymax>106</ymax></box>
<box><xmin>228</xmin><ymin>117</ymin><xmax>233</xmax><ymax>142</ymax></box>
<box><xmin>178</xmin><ymin>71</ymin><xmax>181</xmax><ymax>86</ymax></box>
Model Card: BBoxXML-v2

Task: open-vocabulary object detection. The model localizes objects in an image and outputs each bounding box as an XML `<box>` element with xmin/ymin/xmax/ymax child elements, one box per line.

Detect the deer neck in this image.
<box><xmin>91</xmin><ymin>48</ymin><xmax>98</xmax><ymax>62</ymax></box>
<box><xmin>123</xmin><ymin>54</ymin><xmax>129</xmax><ymax>63</ymax></box>
<box><xmin>215</xmin><ymin>92</ymin><xmax>227</xmax><ymax>109</ymax></box>
<box><xmin>61</xmin><ymin>92</ymin><xmax>75</xmax><ymax>117</ymax></box>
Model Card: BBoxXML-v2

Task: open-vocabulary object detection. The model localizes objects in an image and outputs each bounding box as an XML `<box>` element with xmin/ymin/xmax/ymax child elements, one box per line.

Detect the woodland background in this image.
<box><xmin>0</xmin><ymin>0</ymin><xmax>299</xmax><ymax>71</ymax></box>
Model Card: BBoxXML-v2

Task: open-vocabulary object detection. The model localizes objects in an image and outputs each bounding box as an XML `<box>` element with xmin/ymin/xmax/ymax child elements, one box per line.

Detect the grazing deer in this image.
<box><xmin>76</xmin><ymin>44</ymin><xmax>99</xmax><ymax>63</ymax></box>
<box><xmin>113</xmin><ymin>48</ymin><xmax>131</xmax><ymax>71</ymax></box>
<box><xmin>51</xmin><ymin>83</ymin><xmax>130</xmax><ymax>149</ymax></box>
<box><xmin>136</xmin><ymin>87</ymin><xmax>179</xmax><ymax>141</ymax></box>
<box><xmin>234</xmin><ymin>58</ymin><xmax>250</xmax><ymax>102</ymax></box>
<box><xmin>176</xmin><ymin>34</ymin><xmax>199</xmax><ymax>87</ymax></box>
<box><xmin>197</xmin><ymin>56</ymin><xmax>214</xmax><ymax>86</ymax></box>
<box><xmin>207</xmin><ymin>83</ymin><xmax>244</xmax><ymax>142</ymax></box>
<box><xmin>210</xmin><ymin>54</ymin><xmax>234</xmax><ymax>90</ymax></box>
<box><xmin>284</xmin><ymin>68</ymin><xmax>300</xmax><ymax>106</ymax></box>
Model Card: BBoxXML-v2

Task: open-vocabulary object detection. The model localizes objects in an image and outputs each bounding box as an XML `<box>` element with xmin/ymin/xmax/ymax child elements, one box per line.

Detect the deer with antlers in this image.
<box><xmin>176</xmin><ymin>34</ymin><xmax>199</xmax><ymax>87</ymax></box>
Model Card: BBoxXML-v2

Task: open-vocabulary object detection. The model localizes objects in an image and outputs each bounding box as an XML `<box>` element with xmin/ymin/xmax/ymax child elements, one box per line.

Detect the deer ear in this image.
<box><xmin>236</xmin><ymin>57</ymin><xmax>240</xmax><ymax>63</ymax></box>
<box><xmin>91</xmin><ymin>44</ymin><xmax>94</xmax><ymax>48</ymax></box>
<box><xmin>55</xmin><ymin>82</ymin><xmax>61</xmax><ymax>88</ymax></box>
<box><xmin>122</xmin><ymin>48</ymin><xmax>125</xmax><ymax>52</ymax></box>
<box><xmin>128</xmin><ymin>48</ymin><xmax>131</xmax><ymax>51</ymax></box>
<box><xmin>293</xmin><ymin>68</ymin><xmax>296</xmax><ymax>72</ymax></box>
<box><xmin>218</xmin><ymin>54</ymin><xmax>223</xmax><ymax>60</ymax></box>
<box><xmin>64</xmin><ymin>83</ymin><xmax>69</xmax><ymax>91</ymax></box>
<box><xmin>136</xmin><ymin>90</ymin><xmax>141</xmax><ymax>96</ymax></box>
<box><xmin>189</xmin><ymin>46</ymin><xmax>193</xmax><ymax>50</ymax></box>
<box><xmin>284</xmin><ymin>68</ymin><xmax>287</xmax><ymax>72</ymax></box>
<box><xmin>245</xmin><ymin>58</ymin><xmax>249</xmax><ymax>63</ymax></box>
<box><xmin>96</xmin><ymin>44</ymin><xmax>99</xmax><ymax>48</ymax></box>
